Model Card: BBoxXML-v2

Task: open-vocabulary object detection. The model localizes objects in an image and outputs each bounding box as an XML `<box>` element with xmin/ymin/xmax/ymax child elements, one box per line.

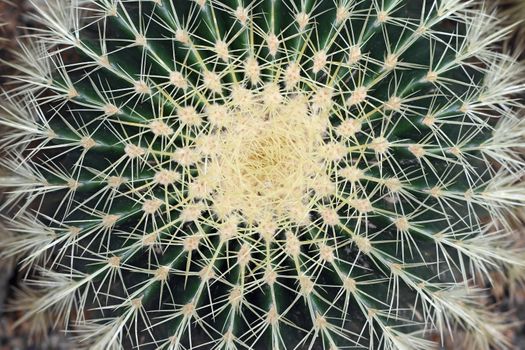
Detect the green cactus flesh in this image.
<box><xmin>0</xmin><ymin>0</ymin><xmax>524</xmax><ymax>349</ymax></box>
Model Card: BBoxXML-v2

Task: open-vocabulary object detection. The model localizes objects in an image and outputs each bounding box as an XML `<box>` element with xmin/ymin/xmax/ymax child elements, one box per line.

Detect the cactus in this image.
<box><xmin>0</xmin><ymin>0</ymin><xmax>524</xmax><ymax>349</ymax></box>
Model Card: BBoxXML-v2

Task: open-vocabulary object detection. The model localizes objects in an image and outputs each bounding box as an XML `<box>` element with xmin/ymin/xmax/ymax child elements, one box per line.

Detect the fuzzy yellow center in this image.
<box><xmin>200</xmin><ymin>92</ymin><xmax>331</xmax><ymax>225</ymax></box>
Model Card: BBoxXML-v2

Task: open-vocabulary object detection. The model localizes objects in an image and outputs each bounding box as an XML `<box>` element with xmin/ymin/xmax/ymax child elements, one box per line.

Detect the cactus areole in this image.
<box><xmin>0</xmin><ymin>0</ymin><xmax>524</xmax><ymax>349</ymax></box>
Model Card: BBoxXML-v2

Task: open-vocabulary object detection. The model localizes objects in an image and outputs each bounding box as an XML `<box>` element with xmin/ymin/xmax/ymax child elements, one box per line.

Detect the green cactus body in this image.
<box><xmin>0</xmin><ymin>0</ymin><xmax>524</xmax><ymax>349</ymax></box>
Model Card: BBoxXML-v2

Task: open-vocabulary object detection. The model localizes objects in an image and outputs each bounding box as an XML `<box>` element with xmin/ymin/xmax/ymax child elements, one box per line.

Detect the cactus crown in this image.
<box><xmin>0</xmin><ymin>0</ymin><xmax>524</xmax><ymax>349</ymax></box>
